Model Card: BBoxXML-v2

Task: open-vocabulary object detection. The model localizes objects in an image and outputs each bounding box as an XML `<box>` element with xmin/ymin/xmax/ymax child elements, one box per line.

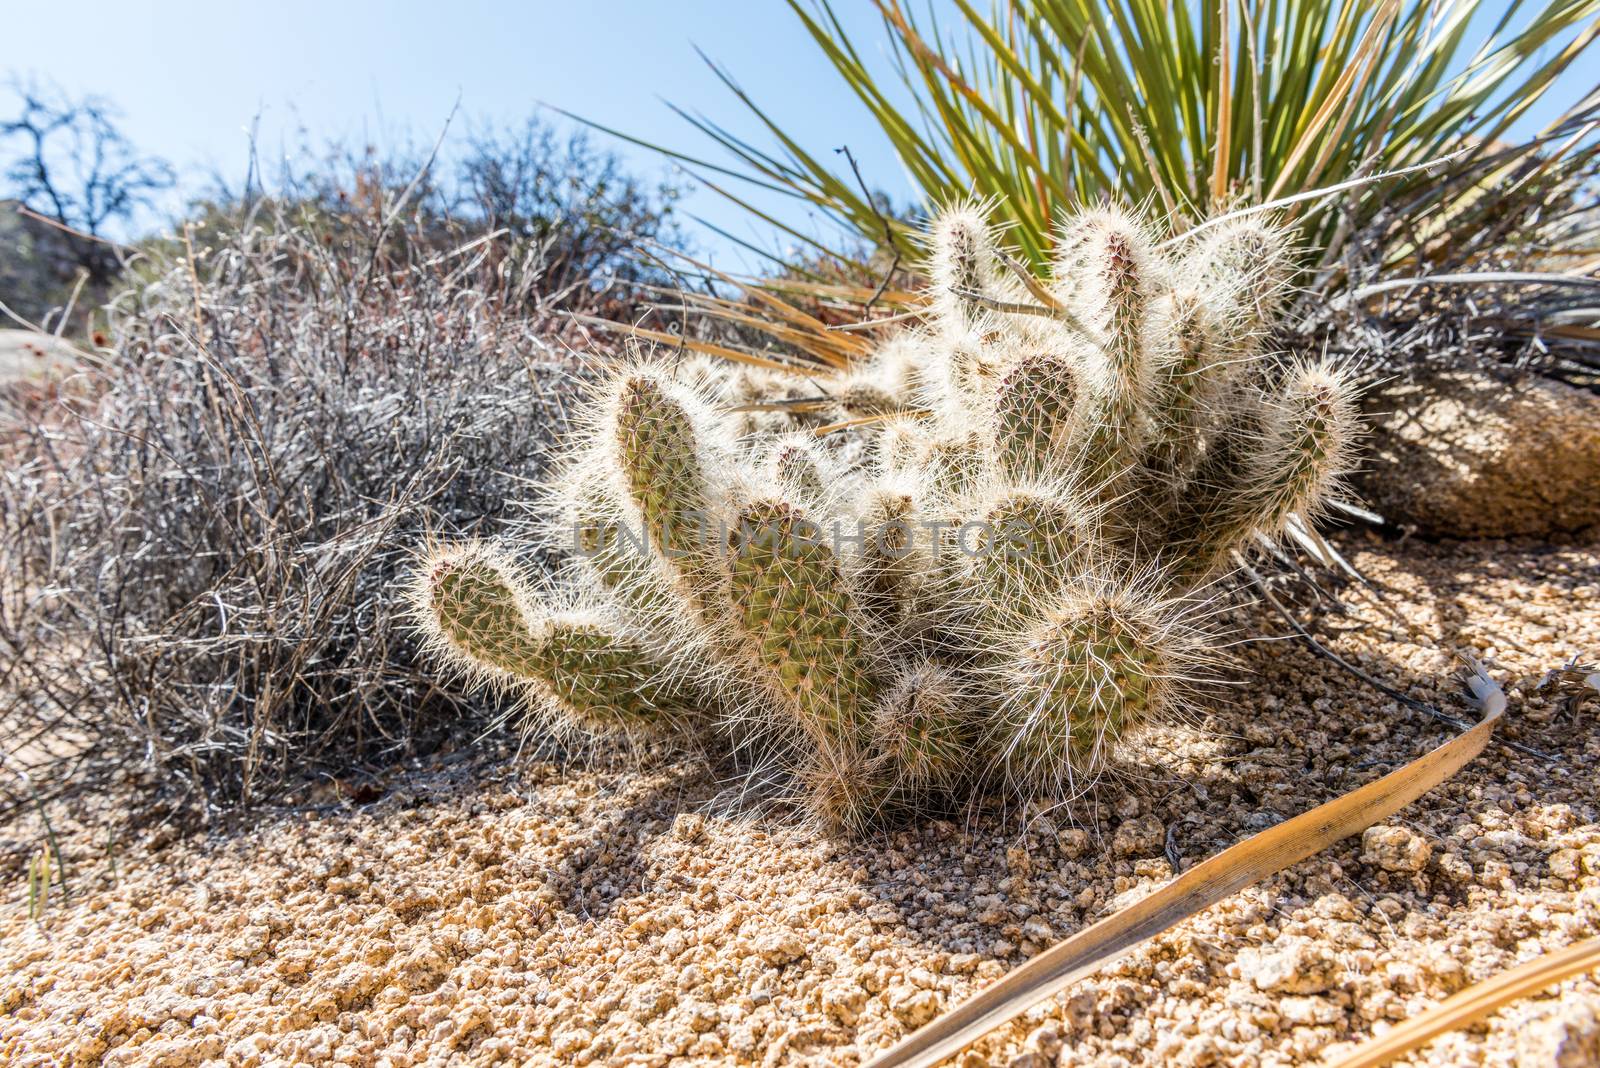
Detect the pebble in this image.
<box><xmin>3</xmin><ymin>537</ymin><xmax>1596</xmax><ymax>1068</ymax></box>
<box><xmin>1516</xmin><ymin>996</ymin><xmax>1600</xmax><ymax>1068</ymax></box>
<box><xmin>1240</xmin><ymin>940</ymin><xmax>1339</xmax><ymax>995</ymax></box>
<box><xmin>1112</xmin><ymin>816</ymin><xmax>1165</xmax><ymax>857</ymax></box>
<box><xmin>1362</xmin><ymin>824</ymin><xmax>1433</xmax><ymax>873</ymax></box>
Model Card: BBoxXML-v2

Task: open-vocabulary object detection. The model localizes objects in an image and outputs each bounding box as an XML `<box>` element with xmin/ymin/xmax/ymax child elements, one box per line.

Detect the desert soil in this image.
<box><xmin>2</xmin><ymin>532</ymin><xmax>1598</xmax><ymax>1068</ymax></box>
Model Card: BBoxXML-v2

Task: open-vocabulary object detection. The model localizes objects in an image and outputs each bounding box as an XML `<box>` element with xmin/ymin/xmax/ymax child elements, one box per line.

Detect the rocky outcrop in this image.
<box><xmin>1355</xmin><ymin>362</ymin><xmax>1600</xmax><ymax>538</ymax></box>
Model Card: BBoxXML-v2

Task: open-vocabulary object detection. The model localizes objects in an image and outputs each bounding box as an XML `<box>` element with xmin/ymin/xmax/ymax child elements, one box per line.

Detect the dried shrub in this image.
<box><xmin>0</xmin><ymin>207</ymin><xmax>586</xmax><ymax>819</ymax></box>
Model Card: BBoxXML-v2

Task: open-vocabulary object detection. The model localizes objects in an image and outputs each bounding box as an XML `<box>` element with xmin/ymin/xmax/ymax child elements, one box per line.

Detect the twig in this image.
<box><xmin>995</xmin><ymin>249</ymin><xmax>1095</xmax><ymax>338</ymax></box>
<box><xmin>950</xmin><ymin>287</ymin><xmax>1065</xmax><ymax>321</ymax></box>
<box><xmin>1235</xmin><ymin>556</ymin><xmax>1554</xmax><ymax>762</ymax></box>
<box><xmin>12</xmin><ymin>203</ymin><xmax>136</xmax><ymax>250</ymax></box>
<box><xmin>826</xmin><ymin>307</ymin><xmax>925</xmax><ymax>332</ymax></box>
<box><xmin>835</xmin><ymin>145</ymin><xmax>902</xmax><ymax>311</ymax></box>
<box><xmin>1349</xmin><ymin>271</ymin><xmax>1600</xmax><ymax>303</ymax></box>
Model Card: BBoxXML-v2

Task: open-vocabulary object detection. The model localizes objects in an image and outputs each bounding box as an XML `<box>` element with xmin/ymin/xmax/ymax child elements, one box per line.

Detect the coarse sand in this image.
<box><xmin>3</xmin><ymin>532</ymin><xmax>1598</xmax><ymax>1067</ymax></box>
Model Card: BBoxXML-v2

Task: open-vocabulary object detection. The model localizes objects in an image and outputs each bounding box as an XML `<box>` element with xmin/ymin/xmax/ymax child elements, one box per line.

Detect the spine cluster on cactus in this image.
<box><xmin>410</xmin><ymin>200</ymin><xmax>1358</xmax><ymax>832</ymax></box>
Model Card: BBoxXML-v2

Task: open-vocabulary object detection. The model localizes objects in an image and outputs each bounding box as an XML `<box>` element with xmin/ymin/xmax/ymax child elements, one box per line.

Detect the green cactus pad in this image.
<box><xmin>1248</xmin><ymin>361</ymin><xmax>1352</xmax><ymax>534</ymax></box>
<box><xmin>855</xmin><ymin>483</ymin><xmax>924</xmax><ymax>624</ymax></box>
<box><xmin>613</xmin><ymin>374</ymin><xmax>714</xmax><ymax>565</ymax></box>
<box><xmin>1099</xmin><ymin>226</ymin><xmax>1152</xmax><ymax>392</ymax></box>
<box><xmin>920</xmin><ymin>432</ymin><xmax>987</xmax><ymax>500</ymax></box>
<box><xmin>870</xmin><ymin>665</ymin><xmax>975</xmax><ymax>790</ymax></box>
<box><xmin>536</xmin><ymin>617</ymin><xmax>703</xmax><ymax>730</ymax></box>
<box><xmin>727</xmin><ymin>499</ymin><xmax>880</xmax><ymax>753</ymax></box>
<box><xmin>969</xmin><ymin>490</ymin><xmax>1085</xmax><ymax>610</ymax></box>
<box><xmin>1179</xmin><ymin>360</ymin><xmax>1353</xmax><ymax>581</ymax></box>
<box><xmin>570</xmin><ymin>481</ymin><xmax>664</xmax><ymax>603</ymax></box>
<box><xmin>1186</xmin><ymin>218</ymin><xmax>1292</xmax><ymax>339</ymax></box>
<box><xmin>1070</xmin><ymin>215</ymin><xmax>1157</xmax><ymax>501</ymax></box>
<box><xmin>427</xmin><ymin>550</ymin><xmax>548</xmax><ymax>680</ymax></box>
<box><xmin>1000</xmin><ymin>593</ymin><xmax>1170</xmax><ymax>788</ymax></box>
<box><xmin>994</xmin><ymin>351</ymin><xmax>1079</xmax><ymax>481</ymax></box>
<box><xmin>766</xmin><ymin>437</ymin><xmax>830</xmax><ymax>506</ymax></box>
<box><xmin>424</xmin><ymin>547</ymin><xmax>695</xmax><ymax>730</ymax></box>
<box><xmin>1151</xmin><ymin>290</ymin><xmax>1217</xmax><ymax>437</ymax></box>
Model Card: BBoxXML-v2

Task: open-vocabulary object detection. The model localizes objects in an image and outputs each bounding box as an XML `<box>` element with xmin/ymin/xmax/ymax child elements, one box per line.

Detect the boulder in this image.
<box><xmin>0</xmin><ymin>329</ymin><xmax>80</xmax><ymax>386</ymax></box>
<box><xmin>1355</xmin><ymin>362</ymin><xmax>1600</xmax><ymax>538</ymax></box>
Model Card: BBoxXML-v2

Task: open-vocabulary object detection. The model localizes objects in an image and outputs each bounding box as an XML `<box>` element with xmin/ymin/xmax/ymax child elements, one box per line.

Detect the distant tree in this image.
<box><xmin>455</xmin><ymin>121</ymin><xmax>683</xmax><ymax>297</ymax></box>
<box><xmin>188</xmin><ymin>118</ymin><xmax>685</xmax><ymax>312</ymax></box>
<box><xmin>1</xmin><ymin>80</ymin><xmax>174</xmax><ymax>286</ymax></box>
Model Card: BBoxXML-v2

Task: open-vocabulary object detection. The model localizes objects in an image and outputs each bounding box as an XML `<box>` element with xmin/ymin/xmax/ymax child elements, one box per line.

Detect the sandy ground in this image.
<box><xmin>2</xmin><ymin>532</ymin><xmax>1598</xmax><ymax>1068</ymax></box>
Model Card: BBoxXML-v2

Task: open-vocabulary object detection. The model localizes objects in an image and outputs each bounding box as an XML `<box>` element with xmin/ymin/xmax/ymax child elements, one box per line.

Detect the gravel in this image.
<box><xmin>2</xmin><ymin>531</ymin><xmax>1597</xmax><ymax>1067</ymax></box>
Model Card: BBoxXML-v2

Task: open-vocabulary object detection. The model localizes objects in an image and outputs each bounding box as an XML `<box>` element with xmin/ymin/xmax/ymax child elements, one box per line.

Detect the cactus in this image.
<box><xmin>407</xmin><ymin>201</ymin><xmax>1359</xmax><ymax>833</ymax></box>
<box><xmin>727</xmin><ymin>499</ymin><xmax>881</xmax><ymax>757</ymax></box>
<box><xmin>416</xmin><ymin>543</ymin><xmax>701</xmax><ymax>732</ymax></box>
<box><xmin>993</xmin><ymin>351</ymin><xmax>1080</xmax><ymax>481</ymax></box>
<box><xmin>928</xmin><ymin>203</ymin><xmax>1005</xmax><ymax>333</ymax></box>
<box><xmin>1175</xmin><ymin>358</ymin><xmax>1357</xmax><ymax>579</ymax></box>
<box><xmin>967</xmin><ymin>488</ymin><xmax>1087</xmax><ymax>620</ymax></box>
<box><xmin>762</xmin><ymin>433</ymin><xmax>835</xmax><ymax>508</ymax></box>
<box><xmin>1063</xmin><ymin>208</ymin><xmax>1160</xmax><ymax>501</ymax></box>
<box><xmin>869</xmin><ymin>663</ymin><xmax>977</xmax><ymax>792</ymax></box>
<box><xmin>994</xmin><ymin>585</ymin><xmax>1182</xmax><ymax>795</ymax></box>
<box><xmin>611</xmin><ymin>373</ymin><xmax>716</xmax><ymax>564</ymax></box>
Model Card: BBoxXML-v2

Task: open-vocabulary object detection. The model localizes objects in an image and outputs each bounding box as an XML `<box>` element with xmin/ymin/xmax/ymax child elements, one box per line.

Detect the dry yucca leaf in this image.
<box><xmin>865</xmin><ymin>664</ymin><xmax>1509</xmax><ymax>1068</ymax></box>
<box><xmin>1326</xmin><ymin>935</ymin><xmax>1600</xmax><ymax>1068</ymax></box>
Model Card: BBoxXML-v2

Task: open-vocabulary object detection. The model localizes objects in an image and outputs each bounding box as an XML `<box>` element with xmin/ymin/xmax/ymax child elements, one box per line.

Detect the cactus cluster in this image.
<box><xmin>410</xmin><ymin>203</ymin><xmax>1358</xmax><ymax>831</ymax></box>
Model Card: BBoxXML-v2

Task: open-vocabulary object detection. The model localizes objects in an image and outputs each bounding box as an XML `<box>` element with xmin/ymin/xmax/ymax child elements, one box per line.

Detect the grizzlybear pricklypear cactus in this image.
<box><xmin>992</xmin><ymin>583</ymin><xmax>1191</xmax><ymax>793</ymax></box>
<box><xmin>411</xmin><ymin>200</ymin><xmax>1358</xmax><ymax>832</ymax></box>
<box><xmin>415</xmin><ymin>543</ymin><xmax>706</xmax><ymax>733</ymax></box>
<box><xmin>727</xmin><ymin>498</ymin><xmax>881</xmax><ymax>757</ymax></box>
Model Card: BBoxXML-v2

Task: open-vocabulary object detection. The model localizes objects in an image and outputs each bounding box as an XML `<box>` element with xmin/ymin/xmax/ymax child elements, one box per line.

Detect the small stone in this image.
<box><xmin>1548</xmin><ymin>848</ymin><xmax>1583</xmax><ymax>882</ymax></box>
<box><xmin>627</xmin><ymin>982</ymin><xmax>676</xmax><ymax>1021</ymax></box>
<box><xmin>1112</xmin><ymin>816</ymin><xmax>1164</xmax><ymax>857</ymax></box>
<box><xmin>1279</xmin><ymin>995</ymin><xmax>1343</xmax><ymax>1026</ymax></box>
<box><xmin>1436</xmin><ymin>852</ymin><xmax>1474</xmax><ymax>882</ymax></box>
<box><xmin>1026</xmin><ymin>1023</ymin><xmax>1062</xmax><ymax>1059</ymax></box>
<box><xmin>1516</xmin><ymin>997</ymin><xmax>1600</xmax><ymax>1068</ymax></box>
<box><xmin>887</xmin><ymin>984</ymin><xmax>941</xmax><ymax>1027</ymax></box>
<box><xmin>684</xmin><ymin>1001</ymin><xmax>719</xmax><ymax>1033</ymax></box>
<box><xmin>1362</xmin><ymin>825</ymin><xmax>1432</xmax><ymax>873</ymax></box>
<box><xmin>947</xmin><ymin>953</ymin><xmax>981</xmax><ymax>974</ymax></box>
<box><xmin>672</xmin><ymin>812</ymin><xmax>706</xmax><ymax>842</ymax></box>
<box><xmin>1243</xmin><ymin>724</ymin><xmax>1277</xmax><ymax>747</ymax></box>
<box><xmin>1241</xmin><ymin>940</ymin><xmax>1339</xmax><ymax>995</ymax></box>
<box><xmin>1020</xmin><ymin>916</ymin><xmax>1054</xmax><ymax>946</ymax></box>
<box><xmin>822</xmin><ymin>981</ymin><xmax>868</xmax><ymax>1026</ymax></box>
<box><xmin>753</xmin><ymin>931</ymin><xmax>806</xmax><ymax>966</ymax></box>
<box><xmin>1057</xmin><ymin>829</ymin><xmax>1091</xmax><ymax>858</ymax></box>
<box><xmin>1005</xmin><ymin>1054</ymin><xmax>1044</xmax><ymax>1068</ymax></box>
<box><xmin>1177</xmin><ymin>1034</ymin><xmax>1220</xmax><ymax>1067</ymax></box>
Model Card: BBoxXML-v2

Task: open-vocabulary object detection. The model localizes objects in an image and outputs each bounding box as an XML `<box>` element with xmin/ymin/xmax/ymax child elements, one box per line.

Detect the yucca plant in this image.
<box><xmin>577</xmin><ymin>0</ymin><xmax>1600</xmax><ymax>293</ymax></box>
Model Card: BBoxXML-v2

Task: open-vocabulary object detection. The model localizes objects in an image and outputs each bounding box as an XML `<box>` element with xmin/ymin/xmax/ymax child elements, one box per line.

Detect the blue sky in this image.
<box><xmin>1</xmin><ymin>2</ymin><xmax>1593</xmax><ymax>271</ymax></box>
<box><xmin>1</xmin><ymin>1</ymin><xmax>909</xmax><ymax>271</ymax></box>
